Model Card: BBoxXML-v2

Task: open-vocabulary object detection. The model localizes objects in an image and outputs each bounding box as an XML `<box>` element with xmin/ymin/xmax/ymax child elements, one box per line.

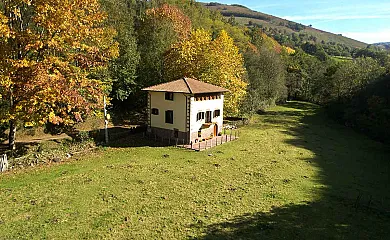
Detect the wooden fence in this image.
<box><xmin>144</xmin><ymin>128</ymin><xmax>240</xmax><ymax>151</ymax></box>
<box><xmin>187</xmin><ymin>132</ymin><xmax>239</xmax><ymax>151</ymax></box>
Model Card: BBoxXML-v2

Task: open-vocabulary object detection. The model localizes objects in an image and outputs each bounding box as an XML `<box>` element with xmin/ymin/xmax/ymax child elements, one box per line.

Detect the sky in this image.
<box><xmin>198</xmin><ymin>0</ymin><xmax>390</xmax><ymax>44</ymax></box>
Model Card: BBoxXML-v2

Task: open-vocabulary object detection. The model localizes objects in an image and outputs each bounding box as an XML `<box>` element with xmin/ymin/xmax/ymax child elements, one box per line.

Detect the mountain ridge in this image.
<box><xmin>203</xmin><ymin>2</ymin><xmax>367</xmax><ymax>51</ymax></box>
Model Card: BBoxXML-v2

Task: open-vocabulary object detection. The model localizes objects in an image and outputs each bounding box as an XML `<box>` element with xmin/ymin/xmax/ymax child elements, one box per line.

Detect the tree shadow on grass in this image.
<box><xmin>190</xmin><ymin>101</ymin><xmax>390</xmax><ymax>239</ymax></box>
<box><xmin>191</xmin><ymin>201</ymin><xmax>390</xmax><ymax>240</ymax></box>
<box><xmin>0</xmin><ymin>142</ymin><xmax>40</xmax><ymax>157</ymax></box>
<box><xmin>89</xmin><ymin>126</ymin><xmax>176</xmax><ymax>148</ymax></box>
<box><xmin>0</xmin><ymin>125</ymin><xmax>169</xmax><ymax>157</ymax></box>
<box><xmin>104</xmin><ymin>133</ymin><xmax>174</xmax><ymax>148</ymax></box>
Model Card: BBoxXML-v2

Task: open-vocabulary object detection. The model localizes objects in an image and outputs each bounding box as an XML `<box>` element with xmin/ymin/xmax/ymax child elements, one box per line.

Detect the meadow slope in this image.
<box><xmin>0</xmin><ymin>102</ymin><xmax>389</xmax><ymax>239</ymax></box>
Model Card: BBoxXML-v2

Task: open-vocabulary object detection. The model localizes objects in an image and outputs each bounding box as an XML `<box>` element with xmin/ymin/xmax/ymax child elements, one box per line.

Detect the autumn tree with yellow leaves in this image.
<box><xmin>164</xmin><ymin>29</ymin><xmax>247</xmax><ymax>115</ymax></box>
<box><xmin>0</xmin><ymin>0</ymin><xmax>118</xmax><ymax>150</ymax></box>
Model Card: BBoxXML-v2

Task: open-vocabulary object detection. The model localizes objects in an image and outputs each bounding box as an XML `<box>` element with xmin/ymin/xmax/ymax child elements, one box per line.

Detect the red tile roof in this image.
<box><xmin>142</xmin><ymin>78</ymin><xmax>229</xmax><ymax>94</ymax></box>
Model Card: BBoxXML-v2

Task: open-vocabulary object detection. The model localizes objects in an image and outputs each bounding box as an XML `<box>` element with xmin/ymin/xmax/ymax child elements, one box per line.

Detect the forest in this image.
<box><xmin>1</xmin><ymin>0</ymin><xmax>389</xmax><ymax>151</ymax></box>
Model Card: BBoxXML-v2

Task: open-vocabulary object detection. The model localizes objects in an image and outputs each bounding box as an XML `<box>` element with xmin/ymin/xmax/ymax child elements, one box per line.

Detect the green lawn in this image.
<box><xmin>1</xmin><ymin>102</ymin><xmax>389</xmax><ymax>239</ymax></box>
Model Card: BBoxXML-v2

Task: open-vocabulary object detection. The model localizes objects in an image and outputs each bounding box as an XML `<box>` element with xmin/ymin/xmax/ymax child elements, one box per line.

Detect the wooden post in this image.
<box><xmin>198</xmin><ymin>142</ymin><xmax>200</xmax><ymax>151</ymax></box>
<box><xmin>103</xmin><ymin>96</ymin><xmax>109</xmax><ymax>144</ymax></box>
<box><xmin>225</xmin><ymin>135</ymin><xmax>228</xmax><ymax>142</ymax></box>
<box><xmin>191</xmin><ymin>141</ymin><xmax>193</xmax><ymax>149</ymax></box>
<box><xmin>175</xmin><ymin>138</ymin><xmax>178</xmax><ymax>147</ymax></box>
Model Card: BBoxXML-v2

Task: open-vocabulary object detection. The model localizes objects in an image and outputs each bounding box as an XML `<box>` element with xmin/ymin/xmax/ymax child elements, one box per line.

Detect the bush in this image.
<box><xmin>326</xmin><ymin>74</ymin><xmax>390</xmax><ymax>143</ymax></box>
<box><xmin>74</xmin><ymin>131</ymin><xmax>91</xmax><ymax>142</ymax></box>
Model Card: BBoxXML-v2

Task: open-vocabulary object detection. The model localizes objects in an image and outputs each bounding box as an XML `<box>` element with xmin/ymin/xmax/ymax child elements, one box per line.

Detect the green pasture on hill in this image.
<box><xmin>0</xmin><ymin>102</ymin><xmax>389</xmax><ymax>239</ymax></box>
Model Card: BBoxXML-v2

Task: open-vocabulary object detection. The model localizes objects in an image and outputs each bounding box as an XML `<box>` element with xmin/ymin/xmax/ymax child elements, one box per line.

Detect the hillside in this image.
<box><xmin>203</xmin><ymin>2</ymin><xmax>367</xmax><ymax>51</ymax></box>
<box><xmin>374</xmin><ymin>42</ymin><xmax>390</xmax><ymax>50</ymax></box>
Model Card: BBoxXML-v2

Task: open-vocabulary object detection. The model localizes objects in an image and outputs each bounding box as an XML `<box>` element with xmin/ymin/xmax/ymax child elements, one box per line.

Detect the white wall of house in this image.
<box><xmin>149</xmin><ymin>92</ymin><xmax>187</xmax><ymax>132</ymax></box>
<box><xmin>189</xmin><ymin>95</ymin><xmax>224</xmax><ymax>137</ymax></box>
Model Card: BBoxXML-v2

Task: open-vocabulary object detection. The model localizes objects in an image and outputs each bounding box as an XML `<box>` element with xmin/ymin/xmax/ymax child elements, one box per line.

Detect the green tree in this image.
<box><xmin>285</xmin><ymin>50</ymin><xmax>327</xmax><ymax>102</ymax></box>
<box><xmin>100</xmin><ymin>0</ymin><xmax>140</xmax><ymax>102</ymax></box>
<box><xmin>243</xmin><ymin>28</ymin><xmax>288</xmax><ymax>114</ymax></box>
<box><xmin>137</xmin><ymin>3</ymin><xmax>191</xmax><ymax>86</ymax></box>
<box><xmin>243</xmin><ymin>40</ymin><xmax>286</xmax><ymax>114</ymax></box>
<box><xmin>330</xmin><ymin>57</ymin><xmax>385</xmax><ymax>100</ymax></box>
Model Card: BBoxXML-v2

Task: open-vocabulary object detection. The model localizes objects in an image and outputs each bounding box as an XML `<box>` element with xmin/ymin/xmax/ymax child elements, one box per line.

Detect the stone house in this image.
<box><xmin>142</xmin><ymin>78</ymin><xmax>228</xmax><ymax>144</ymax></box>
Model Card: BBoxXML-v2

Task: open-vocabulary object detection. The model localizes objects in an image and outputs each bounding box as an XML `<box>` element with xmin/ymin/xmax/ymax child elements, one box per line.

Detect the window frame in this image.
<box><xmin>196</xmin><ymin>112</ymin><xmax>205</xmax><ymax>121</ymax></box>
<box><xmin>213</xmin><ymin>109</ymin><xmax>221</xmax><ymax>118</ymax></box>
<box><xmin>151</xmin><ymin>108</ymin><xmax>159</xmax><ymax>115</ymax></box>
<box><xmin>165</xmin><ymin>110</ymin><xmax>173</xmax><ymax>124</ymax></box>
<box><xmin>165</xmin><ymin>92</ymin><xmax>174</xmax><ymax>101</ymax></box>
<box><xmin>205</xmin><ymin>111</ymin><xmax>212</xmax><ymax>123</ymax></box>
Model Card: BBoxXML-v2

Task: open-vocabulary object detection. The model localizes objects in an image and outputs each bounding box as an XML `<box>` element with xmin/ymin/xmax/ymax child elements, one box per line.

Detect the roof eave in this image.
<box><xmin>142</xmin><ymin>89</ymin><xmax>191</xmax><ymax>93</ymax></box>
<box><xmin>193</xmin><ymin>90</ymin><xmax>229</xmax><ymax>94</ymax></box>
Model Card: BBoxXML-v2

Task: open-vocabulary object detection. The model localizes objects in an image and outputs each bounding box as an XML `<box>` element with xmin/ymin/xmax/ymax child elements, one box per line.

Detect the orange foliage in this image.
<box><xmin>146</xmin><ymin>4</ymin><xmax>192</xmax><ymax>40</ymax></box>
<box><xmin>0</xmin><ymin>0</ymin><xmax>118</xmax><ymax>126</ymax></box>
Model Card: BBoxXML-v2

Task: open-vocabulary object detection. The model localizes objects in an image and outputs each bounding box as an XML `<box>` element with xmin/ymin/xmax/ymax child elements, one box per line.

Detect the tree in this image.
<box><xmin>0</xmin><ymin>0</ymin><xmax>119</xmax><ymax>150</ymax></box>
<box><xmin>164</xmin><ymin>29</ymin><xmax>247</xmax><ymax>115</ymax></box>
<box><xmin>248</xmin><ymin>27</ymin><xmax>282</xmax><ymax>54</ymax></box>
<box><xmin>243</xmin><ymin>45</ymin><xmax>286</xmax><ymax>113</ymax></box>
<box><xmin>330</xmin><ymin>57</ymin><xmax>385</xmax><ymax>100</ymax></box>
<box><xmin>285</xmin><ymin>49</ymin><xmax>326</xmax><ymax>102</ymax></box>
<box><xmin>242</xmin><ymin>27</ymin><xmax>287</xmax><ymax>114</ymax></box>
<box><xmin>353</xmin><ymin>47</ymin><xmax>390</xmax><ymax>67</ymax></box>
<box><xmin>100</xmin><ymin>0</ymin><xmax>140</xmax><ymax>102</ymax></box>
<box><xmin>136</xmin><ymin>3</ymin><xmax>191</xmax><ymax>86</ymax></box>
<box><xmin>301</xmin><ymin>42</ymin><xmax>329</xmax><ymax>61</ymax></box>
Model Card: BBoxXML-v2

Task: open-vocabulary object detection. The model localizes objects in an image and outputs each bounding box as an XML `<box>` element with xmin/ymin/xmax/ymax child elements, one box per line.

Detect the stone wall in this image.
<box><xmin>149</xmin><ymin>127</ymin><xmax>189</xmax><ymax>144</ymax></box>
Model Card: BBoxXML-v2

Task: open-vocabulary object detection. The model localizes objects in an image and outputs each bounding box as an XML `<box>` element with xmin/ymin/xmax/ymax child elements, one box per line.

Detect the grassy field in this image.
<box><xmin>0</xmin><ymin>102</ymin><xmax>389</xmax><ymax>239</ymax></box>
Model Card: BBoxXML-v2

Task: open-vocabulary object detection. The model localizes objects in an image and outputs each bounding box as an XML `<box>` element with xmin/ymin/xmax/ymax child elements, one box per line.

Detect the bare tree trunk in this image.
<box><xmin>8</xmin><ymin>120</ymin><xmax>16</xmax><ymax>151</ymax></box>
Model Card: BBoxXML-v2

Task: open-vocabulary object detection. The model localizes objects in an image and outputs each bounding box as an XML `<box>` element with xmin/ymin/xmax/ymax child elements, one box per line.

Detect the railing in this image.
<box><xmin>189</xmin><ymin>131</ymin><xmax>240</xmax><ymax>151</ymax></box>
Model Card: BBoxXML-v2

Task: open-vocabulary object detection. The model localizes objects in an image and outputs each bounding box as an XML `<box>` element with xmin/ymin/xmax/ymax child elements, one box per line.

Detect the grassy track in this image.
<box><xmin>0</xmin><ymin>102</ymin><xmax>389</xmax><ymax>239</ymax></box>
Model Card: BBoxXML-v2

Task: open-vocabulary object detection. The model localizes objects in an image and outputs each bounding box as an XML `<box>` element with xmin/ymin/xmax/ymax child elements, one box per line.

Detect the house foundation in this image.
<box><xmin>148</xmin><ymin>127</ymin><xmax>190</xmax><ymax>144</ymax></box>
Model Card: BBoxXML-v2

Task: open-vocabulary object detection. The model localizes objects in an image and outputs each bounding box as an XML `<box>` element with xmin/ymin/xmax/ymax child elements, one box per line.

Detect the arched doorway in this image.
<box><xmin>213</xmin><ymin>124</ymin><xmax>218</xmax><ymax>136</ymax></box>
